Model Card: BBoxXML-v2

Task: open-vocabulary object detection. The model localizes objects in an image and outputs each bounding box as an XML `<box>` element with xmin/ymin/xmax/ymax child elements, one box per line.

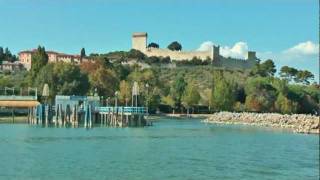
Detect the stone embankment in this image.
<box><xmin>203</xmin><ymin>112</ymin><xmax>319</xmax><ymax>134</ymax></box>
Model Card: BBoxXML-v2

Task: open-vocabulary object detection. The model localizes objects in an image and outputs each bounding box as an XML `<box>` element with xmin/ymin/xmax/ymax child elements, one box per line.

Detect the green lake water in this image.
<box><xmin>0</xmin><ymin>118</ymin><xmax>318</xmax><ymax>180</ymax></box>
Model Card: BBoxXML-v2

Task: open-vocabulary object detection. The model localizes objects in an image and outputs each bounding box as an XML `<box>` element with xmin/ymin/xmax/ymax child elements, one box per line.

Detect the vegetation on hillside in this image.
<box><xmin>0</xmin><ymin>47</ymin><xmax>318</xmax><ymax>115</ymax></box>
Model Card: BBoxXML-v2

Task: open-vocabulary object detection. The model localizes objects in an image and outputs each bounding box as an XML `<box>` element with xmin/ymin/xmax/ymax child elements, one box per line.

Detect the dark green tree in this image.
<box><xmin>250</xmin><ymin>59</ymin><xmax>276</xmax><ymax>77</ymax></box>
<box><xmin>182</xmin><ymin>81</ymin><xmax>201</xmax><ymax>114</ymax></box>
<box><xmin>29</xmin><ymin>46</ymin><xmax>48</xmax><ymax>84</ymax></box>
<box><xmin>295</xmin><ymin>70</ymin><xmax>314</xmax><ymax>85</ymax></box>
<box><xmin>0</xmin><ymin>47</ymin><xmax>3</xmax><ymax>64</ymax></box>
<box><xmin>279</xmin><ymin>66</ymin><xmax>298</xmax><ymax>82</ymax></box>
<box><xmin>80</xmin><ymin>48</ymin><xmax>86</xmax><ymax>58</ymax></box>
<box><xmin>147</xmin><ymin>42</ymin><xmax>159</xmax><ymax>48</ymax></box>
<box><xmin>173</xmin><ymin>73</ymin><xmax>187</xmax><ymax>109</ymax></box>
<box><xmin>168</xmin><ymin>41</ymin><xmax>182</xmax><ymax>51</ymax></box>
<box><xmin>210</xmin><ymin>71</ymin><xmax>236</xmax><ymax>111</ymax></box>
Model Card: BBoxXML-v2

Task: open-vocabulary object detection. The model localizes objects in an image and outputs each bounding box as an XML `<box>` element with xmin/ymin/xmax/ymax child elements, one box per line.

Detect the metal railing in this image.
<box><xmin>97</xmin><ymin>106</ymin><xmax>147</xmax><ymax>114</ymax></box>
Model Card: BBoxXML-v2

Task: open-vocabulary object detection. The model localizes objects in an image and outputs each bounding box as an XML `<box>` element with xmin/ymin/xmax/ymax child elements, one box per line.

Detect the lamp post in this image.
<box><xmin>115</xmin><ymin>91</ymin><xmax>119</xmax><ymax>107</ymax></box>
<box><xmin>106</xmin><ymin>97</ymin><xmax>110</xmax><ymax>107</ymax></box>
<box><xmin>145</xmin><ymin>83</ymin><xmax>149</xmax><ymax>114</ymax></box>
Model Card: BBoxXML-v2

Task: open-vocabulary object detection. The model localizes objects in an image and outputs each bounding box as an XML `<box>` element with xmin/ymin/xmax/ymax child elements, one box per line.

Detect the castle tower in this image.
<box><xmin>247</xmin><ymin>51</ymin><xmax>257</xmax><ymax>60</ymax></box>
<box><xmin>132</xmin><ymin>32</ymin><xmax>147</xmax><ymax>52</ymax></box>
<box><xmin>212</xmin><ymin>45</ymin><xmax>220</xmax><ymax>60</ymax></box>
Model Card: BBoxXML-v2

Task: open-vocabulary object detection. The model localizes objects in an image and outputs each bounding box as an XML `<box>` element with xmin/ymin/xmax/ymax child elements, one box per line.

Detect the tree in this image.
<box><xmin>250</xmin><ymin>59</ymin><xmax>276</xmax><ymax>77</ymax></box>
<box><xmin>128</xmin><ymin>49</ymin><xmax>145</xmax><ymax>60</ymax></box>
<box><xmin>0</xmin><ymin>47</ymin><xmax>3</xmax><ymax>64</ymax></box>
<box><xmin>34</xmin><ymin>63</ymin><xmax>89</xmax><ymax>102</ymax></box>
<box><xmin>210</xmin><ymin>71</ymin><xmax>236</xmax><ymax>111</ymax></box>
<box><xmin>168</xmin><ymin>41</ymin><xmax>182</xmax><ymax>51</ymax></box>
<box><xmin>29</xmin><ymin>46</ymin><xmax>48</xmax><ymax>85</ymax></box>
<box><xmin>279</xmin><ymin>66</ymin><xmax>298</xmax><ymax>82</ymax></box>
<box><xmin>90</xmin><ymin>67</ymin><xmax>119</xmax><ymax>97</ymax></box>
<box><xmin>80</xmin><ymin>48</ymin><xmax>86</xmax><ymax>58</ymax></box>
<box><xmin>295</xmin><ymin>70</ymin><xmax>314</xmax><ymax>85</ymax></box>
<box><xmin>275</xmin><ymin>93</ymin><xmax>298</xmax><ymax>114</ymax></box>
<box><xmin>119</xmin><ymin>80</ymin><xmax>131</xmax><ymax>106</ymax></box>
<box><xmin>244</xmin><ymin>77</ymin><xmax>277</xmax><ymax>112</ymax></box>
<box><xmin>173</xmin><ymin>73</ymin><xmax>187</xmax><ymax>109</ymax></box>
<box><xmin>182</xmin><ymin>82</ymin><xmax>200</xmax><ymax>115</ymax></box>
<box><xmin>161</xmin><ymin>95</ymin><xmax>176</xmax><ymax>114</ymax></box>
<box><xmin>147</xmin><ymin>42</ymin><xmax>159</xmax><ymax>48</ymax></box>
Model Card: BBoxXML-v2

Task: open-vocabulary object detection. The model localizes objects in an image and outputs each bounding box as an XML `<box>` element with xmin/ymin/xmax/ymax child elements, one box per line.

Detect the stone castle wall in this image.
<box><xmin>132</xmin><ymin>32</ymin><xmax>259</xmax><ymax>69</ymax></box>
<box><xmin>144</xmin><ymin>48</ymin><xmax>213</xmax><ymax>61</ymax></box>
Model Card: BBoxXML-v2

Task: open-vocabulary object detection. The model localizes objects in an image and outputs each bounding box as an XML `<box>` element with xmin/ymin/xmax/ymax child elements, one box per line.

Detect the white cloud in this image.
<box><xmin>283</xmin><ymin>41</ymin><xmax>319</xmax><ymax>56</ymax></box>
<box><xmin>197</xmin><ymin>41</ymin><xmax>249</xmax><ymax>59</ymax></box>
<box><xmin>197</xmin><ymin>41</ymin><xmax>214</xmax><ymax>51</ymax></box>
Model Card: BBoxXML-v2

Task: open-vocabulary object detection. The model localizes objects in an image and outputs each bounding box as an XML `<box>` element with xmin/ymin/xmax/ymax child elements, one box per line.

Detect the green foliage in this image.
<box><xmin>173</xmin><ymin>73</ymin><xmax>187</xmax><ymax>108</ymax></box>
<box><xmin>279</xmin><ymin>66</ymin><xmax>298</xmax><ymax>82</ymax></box>
<box><xmin>295</xmin><ymin>70</ymin><xmax>314</xmax><ymax>85</ymax></box>
<box><xmin>147</xmin><ymin>42</ymin><xmax>159</xmax><ymax>48</ymax></box>
<box><xmin>250</xmin><ymin>59</ymin><xmax>276</xmax><ymax>77</ymax></box>
<box><xmin>0</xmin><ymin>47</ymin><xmax>18</xmax><ymax>64</ymax></box>
<box><xmin>210</xmin><ymin>71</ymin><xmax>236</xmax><ymax>111</ymax></box>
<box><xmin>34</xmin><ymin>63</ymin><xmax>89</xmax><ymax>102</ymax></box>
<box><xmin>29</xmin><ymin>46</ymin><xmax>48</xmax><ymax>84</ymax></box>
<box><xmin>275</xmin><ymin>93</ymin><xmax>298</xmax><ymax>114</ymax></box>
<box><xmin>119</xmin><ymin>80</ymin><xmax>131</xmax><ymax>105</ymax></box>
<box><xmin>244</xmin><ymin>77</ymin><xmax>277</xmax><ymax>112</ymax></box>
<box><xmin>80</xmin><ymin>48</ymin><xmax>86</xmax><ymax>58</ymax></box>
<box><xmin>128</xmin><ymin>49</ymin><xmax>145</xmax><ymax>60</ymax></box>
<box><xmin>167</xmin><ymin>41</ymin><xmax>182</xmax><ymax>51</ymax></box>
<box><xmin>182</xmin><ymin>82</ymin><xmax>200</xmax><ymax>110</ymax></box>
<box><xmin>279</xmin><ymin>66</ymin><xmax>314</xmax><ymax>85</ymax></box>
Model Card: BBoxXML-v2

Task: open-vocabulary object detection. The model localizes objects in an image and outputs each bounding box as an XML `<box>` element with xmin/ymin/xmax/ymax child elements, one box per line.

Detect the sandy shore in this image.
<box><xmin>203</xmin><ymin>112</ymin><xmax>319</xmax><ymax>134</ymax></box>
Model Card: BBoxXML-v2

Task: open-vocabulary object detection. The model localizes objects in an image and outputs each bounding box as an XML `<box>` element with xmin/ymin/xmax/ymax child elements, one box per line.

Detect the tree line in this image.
<box><xmin>0</xmin><ymin>46</ymin><xmax>318</xmax><ymax>115</ymax></box>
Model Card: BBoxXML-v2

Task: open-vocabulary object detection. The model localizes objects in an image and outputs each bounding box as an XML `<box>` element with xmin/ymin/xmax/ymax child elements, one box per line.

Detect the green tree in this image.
<box><xmin>0</xmin><ymin>47</ymin><xmax>4</xmax><ymax>64</ymax></box>
<box><xmin>295</xmin><ymin>70</ymin><xmax>314</xmax><ymax>85</ymax></box>
<box><xmin>147</xmin><ymin>42</ymin><xmax>159</xmax><ymax>48</ymax></box>
<box><xmin>173</xmin><ymin>73</ymin><xmax>187</xmax><ymax>109</ymax></box>
<box><xmin>182</xmin><ymin>82</ymin><xmax>200</xmax><ymax>114</ymax></box>
<box><xmin>210</xmin><ymin>71</ymin><xmax>236</xmax><ymax>111</ymax></box>
<box><xmin>89</xmin><ymin>67</ymin><xmax>119</xmax><ymax>97</ymax></box>
<box><xmin>34</xmin><ymin>63</ymin><xmax>89</xmax><ymax>102</ymax></box>
<box><xmin>275</xmin><ymin>93</ymin><xmax>298</xmax><ymax>114</ymax></box>
<box><xmin>279</xmin><ymin>66</ymin><xmax>298</xmax><ymax>82</ymax></box>
<box><xmin>80</xmin><ymin>48</ymin><xmax>86</xmax><ymax>58</ymax></box>
<box><xmin>250</xmin><ymin>59</ymin><xmax>276</xmax><ymax>77</ymax></box>
<box><xmin>128</xmin><ymin>49</ymin><xmax>145</xmax><ymax>60</ymax></box>
<box><xmin>119</xmin><ymin>80</ymin><xmax>131</xmax><ymax>106</ymax></box>
<box><xmin>168</xmin><ymin>41</ymin><xmax>182</xmax><ymax>51</ymax></box>
<box><xmin>244</xmin><ymin>77</ymin><xmax>277</xmax><ymax>112</ymax></box>
<box><xmin>29</xmin><ymin>46</ymin><xmax>48</xmax><ymax>84</ymax></box>
<box><xmin>161</xmin><ymin>95</ymin><xmax>176</xmax><ymax>114</ymax></box>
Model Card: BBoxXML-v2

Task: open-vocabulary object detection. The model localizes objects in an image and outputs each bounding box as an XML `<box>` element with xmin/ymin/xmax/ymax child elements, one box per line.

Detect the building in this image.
<box><xmin>18</xmin><ymin>49</ymin><xmax>91</xmax><ymax>70</ymax></box>
<box><xmin>0</xmin><ymin>61</ymin><xmax>24</xmax><ymax>72</ymax></box>
<box><xmin>132</xmin><ymin>32</ymin><xmax>259</xmax><ymax>69</ymax></box>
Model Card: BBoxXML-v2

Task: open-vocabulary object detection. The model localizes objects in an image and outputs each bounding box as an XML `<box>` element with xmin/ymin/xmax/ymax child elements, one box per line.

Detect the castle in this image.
<box><xmin>132</xmin><ymin>32</ymin><xmax>259</xmax><ymax>69</ymax></box>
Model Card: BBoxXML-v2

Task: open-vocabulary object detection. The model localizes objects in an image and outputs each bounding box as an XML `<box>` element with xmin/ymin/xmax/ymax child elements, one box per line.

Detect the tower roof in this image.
<box><xmin>132</xmin><ymin>32</ymin><xmax>147</xmax><ymax>37</ymax></box>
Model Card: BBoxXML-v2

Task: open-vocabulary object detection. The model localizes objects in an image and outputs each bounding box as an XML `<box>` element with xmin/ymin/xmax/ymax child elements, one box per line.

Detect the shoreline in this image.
<box><xmin>203</xmin><ymin>112</ymin><xmax>319</xmax><ymax>134</ymax></box>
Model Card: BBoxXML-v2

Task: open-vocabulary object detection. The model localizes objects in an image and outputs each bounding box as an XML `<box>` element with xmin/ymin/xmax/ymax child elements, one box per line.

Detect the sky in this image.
<box><xmin>0</xmin><ymin>0</ymin><xmax>319</xmax><ymax>81</ymax></box>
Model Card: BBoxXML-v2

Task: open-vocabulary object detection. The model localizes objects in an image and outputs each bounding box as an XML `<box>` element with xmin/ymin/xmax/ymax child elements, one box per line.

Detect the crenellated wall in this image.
<box><xmin>132</xmin><ymin>32</ymin><xmax>259</xmax><ymax>69</ymax></box>
<box><xmin>144</xmin><ymin>48</ymin><xmax>213</xmax><ymax>61</ymax></box>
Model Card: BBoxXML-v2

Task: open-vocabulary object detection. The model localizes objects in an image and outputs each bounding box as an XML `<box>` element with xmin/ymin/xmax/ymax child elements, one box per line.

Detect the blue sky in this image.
<box><xmin>0</xmin><ymin>0</ymin><xmax>318</xmax><ymax>80</ymax></box>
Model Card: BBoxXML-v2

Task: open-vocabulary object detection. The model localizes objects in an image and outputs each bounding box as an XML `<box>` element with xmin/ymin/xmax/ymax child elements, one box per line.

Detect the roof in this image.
<box><xmin>132</xmin><ymin>32</ymin><xmax>147</xmax><ymax>37</ymax></box>
<box><xmin>0</xmin><ymin>100</ymin><xmax>40</xmax><ymax>107</ymax></box>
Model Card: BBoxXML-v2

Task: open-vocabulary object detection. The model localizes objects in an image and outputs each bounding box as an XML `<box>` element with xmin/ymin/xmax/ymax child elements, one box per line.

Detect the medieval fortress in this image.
<box><xmin>12</xmin><ymin>32</ymin><xmax>259</xmax><ymax>72</ymax></box>
<box><xmin>132</xmin><ymin>32</ymin><xmax>259</xmax><ymax>69</ymax></box>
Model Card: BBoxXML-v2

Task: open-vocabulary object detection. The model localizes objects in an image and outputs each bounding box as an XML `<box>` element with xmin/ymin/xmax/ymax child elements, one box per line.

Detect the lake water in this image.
<box><xmin>0</xmin><ymin>118</ymin><xmax>318</xmax><ymax>180</ymax></box>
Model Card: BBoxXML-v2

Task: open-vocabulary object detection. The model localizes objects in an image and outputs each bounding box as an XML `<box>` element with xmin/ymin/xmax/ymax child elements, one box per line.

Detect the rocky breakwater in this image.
<box><xmin>203</xmin><ymin>112</ymin><xmax>319</xmax><ymax>134</ymax></box>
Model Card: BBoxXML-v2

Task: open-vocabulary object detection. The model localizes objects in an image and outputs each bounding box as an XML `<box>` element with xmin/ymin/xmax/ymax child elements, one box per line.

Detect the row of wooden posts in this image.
<box><xmin>27</xmin><ymin>104</ymin><xmax>147</xmax><ymax>127</ymax></box>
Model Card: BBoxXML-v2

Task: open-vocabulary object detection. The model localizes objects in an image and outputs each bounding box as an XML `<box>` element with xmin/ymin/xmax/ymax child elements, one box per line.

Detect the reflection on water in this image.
<box><xmin>0</xmin><ymin>118</ymin><xmax>318</xmax><ymax>180</ymax></box>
